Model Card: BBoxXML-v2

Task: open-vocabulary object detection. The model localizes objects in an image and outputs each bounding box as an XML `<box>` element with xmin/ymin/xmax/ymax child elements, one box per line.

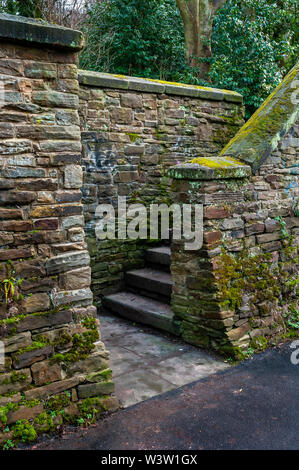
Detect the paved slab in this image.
<box><xmin>100</xmin><ymin>312</ymin><xmax>229</xmax><ymax>408</ymax></box>
<box><xmin>25</xmin><ymin>342</ymin><xmax>299</xmax><ymax>450</ymax></box>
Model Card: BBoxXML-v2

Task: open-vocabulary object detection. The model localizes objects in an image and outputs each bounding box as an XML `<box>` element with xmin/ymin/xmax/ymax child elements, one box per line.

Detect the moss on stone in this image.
<box><xmin>221</xmin><ymin>63</ymin><xmax>299</xmax><ymax>171</ymax></box>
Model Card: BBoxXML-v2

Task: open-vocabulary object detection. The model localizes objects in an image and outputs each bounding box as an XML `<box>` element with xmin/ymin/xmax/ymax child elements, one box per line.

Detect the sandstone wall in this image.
<box><xmin>78</xmin><ymin>70</ymin><xmax>244</xmax><ymax>305</ymax></box>
<box><xmin>169</xmin><ymin>63</ymin><xmax>299</xmax><ymax>357</ymax></box>
<box><xmin>0</xmin><ymin>15</ymin><xmax>116</xmax><ymax>445</ymax></box>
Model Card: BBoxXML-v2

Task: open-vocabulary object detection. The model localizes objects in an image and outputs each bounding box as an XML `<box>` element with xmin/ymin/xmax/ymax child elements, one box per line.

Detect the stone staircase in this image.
<box><xmin>102</xmin><ymin>246</ymin><xmax>180</xmax><ymax>335</ymax></box>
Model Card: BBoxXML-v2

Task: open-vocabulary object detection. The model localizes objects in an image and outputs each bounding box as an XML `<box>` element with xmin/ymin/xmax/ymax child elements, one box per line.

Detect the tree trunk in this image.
<box><xmin>176</xmin><ymin>0</ymin><xmax>227</xmax><ymax>79</ymax></box>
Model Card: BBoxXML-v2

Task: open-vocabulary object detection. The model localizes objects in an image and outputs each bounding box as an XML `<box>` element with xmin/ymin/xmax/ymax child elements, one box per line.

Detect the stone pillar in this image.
<box><xmin>169</xmin><ymin>151</ymin><xmax>298</xmax><ymax>358</ymax></box>
<box><xmin>169</xmin><ymin>158</ymin><xmax>252</xmax><ymax>353</ymax></box>
<box><xmin>0</xmin><ymin>14</ymin><xmax>117</xmax><ymax>446</ymax></box>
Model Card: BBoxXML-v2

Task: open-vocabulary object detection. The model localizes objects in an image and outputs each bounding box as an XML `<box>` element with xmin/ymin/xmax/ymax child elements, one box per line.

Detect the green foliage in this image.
<box><xmin>0</xmin><ymin>0</ymin><xmax>43</xmax><ymax>17</ymax></box>
<box><xmin>12</xmin><ymin>419</ymin><xmax>37</xmax><ymax>443</ymax></box>
<box><xmin>0</xmin><ymin>261</ymin><xmax>23</xmax><ymax>304</ymax></box>
<box><xmin>215</xmin><ymin>248</ymin><xmax>281</xmax><ymax>310</ymax></box>
<box><xmin>80</xmin><ymin>0</ymin><xmax>297</xmax><ymax>118</ymax></box>
<box><xmin>0</xmin><ymin>402</ymin><xmax>19</xmax><ymax>427</ymax></box>
<box><xmin>50</xmin><ymin>328</ymin><xmax>100</xmax><ymax>364</ymax></box>
<box><xmin>2</xmin><ymin>439</ymin><xmax>14</xmax><ymax>450</ymax></box>
<box><xmin>80</xmin><ymin>0</ymin><xmax>186</xmax><ymax>81</ymax></box>
<box><xmin>211</xmin><ymin>0</ymin><xmax>298</xmax><ymax>117</ymax></box>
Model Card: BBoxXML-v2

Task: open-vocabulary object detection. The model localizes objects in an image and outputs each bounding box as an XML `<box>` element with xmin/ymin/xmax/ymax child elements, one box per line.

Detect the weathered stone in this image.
<box><xmin>6</xmin><ymin>404</ymin><xmax>44</xmax><ymax>425</ymax></box>
<box><xmin>53</xmin><ymin>288</ymin><xmax>93</xmax><ymax>307</ymax></box>
<box><xmin>0</xmin><ymin>246</ymin><xmax>33</xmax><ymax>261</ymax></box>
<box><xmin>77</xmin><ymin>381</ymin><xmax>115</xmax><ymax>399</ymax></box>
<box><xmin>0</xmin><ymin>393</ymin><xmax>21</xmax><ymax>406</ymax></box>
<box><xmin>220</xmin><ymin>218</ymin><xmax>244</xmax><ymax>231</ymax></box>
<box><xmin>66</xmin><ymin>349</ymin><xmax>109</xmax><ymax>376</ymax></box>
<box><xmin>4</xmin><ymin>332</ymin><xmax>32</xmax><ymax>353</ymax></box>
<box><xmin>46</xmin><ymin>251</ymin><xmax>90</xmax><ymax>275</ymax></box>
<box><xmin>32</xmin><ymin>91</ymin><xmax>79</xmax><ymax>109</ymax></box>
<box><xmin>86</xmin><ymin>368</ymin><xmax>112</xmax><ymax>383</ymax></box>
<box><xmin>31</xmin><ymin>359</ymin><xmax>64</xmax><ymax>386</ymax></box>
<box><xmin>64</xmin><ymin>164</ymin><xmax>83</xmax><ymax>189</ymax></box>
<box><xmin>0</xmin><ymin>368</ymin><xmax>32</xmax><ymax>395</ymax></box>
<box><xmin>245</xmin><ymin>222</ymin><xmax>265</xmax><ymax>235</ymax></box>
<box><xmin>59</xmin><ymin>266</ymin><xmax>91</xmax><ymax>290</ymax></box>
<box><xmin>24</xmin><ymin>376</ymin><xmax>84</xmax><ymax>400</ymax></box>
<box><xmin>12</xmin><ymin>345</ymin><xmax>53</xmax><ymax>369</ymax></box>
<box><xmin>205</xmin><ymin>206</ymin><xmax>230</xmax><ymax>219</ymax></box>
<box><xmin>120</xmin><ymin>94</ymin><xmax>142</xmax><ymax>108</ymax></box>
<box><xmin>15</xmin><ymin>310</ymin><xmax>73</xmax><ymax>333</ymax></box>
<box><xmin>22</xmin><ymin>293</ymin><xmax>50</xmax><ymax>314</ymax></box>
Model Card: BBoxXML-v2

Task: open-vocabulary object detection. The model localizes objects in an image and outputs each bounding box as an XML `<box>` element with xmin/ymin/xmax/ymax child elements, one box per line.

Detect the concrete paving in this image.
<box><xmin>100</xmin><ymin>312</ymin><xmax>229</xmax><ymax>408</ymax></box>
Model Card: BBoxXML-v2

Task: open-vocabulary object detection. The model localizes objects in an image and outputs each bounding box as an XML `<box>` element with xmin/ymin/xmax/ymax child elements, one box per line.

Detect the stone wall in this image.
<box><xmin>0</xmin><ymin>14</ymin><xmax>117</xmax><ymax>446</ymax></box>
<box><xmin>78</xmin><ymin>70</ymin><xmax>244</xmax><ymax>305</ymax></box>
<box><xmin>169</xmin><ymin>64</ymin><xmax>299</xmax><ymax>358</ymax></box>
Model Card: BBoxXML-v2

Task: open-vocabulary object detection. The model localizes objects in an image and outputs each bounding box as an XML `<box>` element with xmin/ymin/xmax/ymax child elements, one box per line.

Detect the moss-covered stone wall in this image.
<box><xmin>78</xmin><ymin>71</ymin><xmax>244</xmax><ymax>305</ymax></box>
<box><xmin>169</xmin><ymin>122</ymin><xmax>298</xmax><ymax>358</ymax></box>
<box><xmin>0</xmin><ymin>14</ymin><xmax>117</xmax><ymax>448</ymax></box>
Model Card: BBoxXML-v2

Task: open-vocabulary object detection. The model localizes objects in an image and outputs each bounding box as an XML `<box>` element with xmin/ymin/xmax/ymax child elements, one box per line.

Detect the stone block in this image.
<box><xmin>4</xmin><ymin>332</ymin><xmax>32</xmax><ymax>353</ymax></box>
<box><xmin>15</xmin><ymin>310</ymin><xmax>73</xmax><ymax>334</ymax></box>
<box><xmin>110</xmin><ymin>107</ymin><xmax>133</xmax><ymax>124</ymax></box>
<box><xmin>24</xmin><ymin>376</ymin><xmax>84</xmax><ymax>400</ymax></box>
<box><xmin>64</xmin><ymin>164</ymin><xmax>83</xmax><ymax>189</ymax></box>
<box><xmin>220</xmin><ymin>218</ymin><xmax>244</xmax><ymax>230</ymax></box>
<box><xmin>12</xmin><ymin>345</ymin><xmax>53</xmax><ymax>369</ymax></box>
<box><xmin>32</xmin><ymin>91</ymin><xmax>79</xmax><ymax>109</ymax></box>
<box><xmin>6</xmin><ymin>404</ymin><xmax>44</xmax><ymax>425</ymax></box>
<box><xmin>0</xmin><ymin>368</ymin><xmax>32</xmax><ymax>395</ymax></box>
<box><xmin>31</xmin><ymin>359</ymin><xmax>64</xmax><ymax>386</ymax></box>
<box><xmin>46</xmin><ymin>251</ymin><xmax>90</xmax><ymax>275</ymax></box>
<box><xmin>53</xmin><ymin>288</ymin><xmax>93</xmax><ymax>307</ymax></box>
<box><xmin>77</xmin><ymin>381</ymin><xmax>115</xmax><ymax>399</ymax></box>
<box><xmin>59</xmin><ymin>266</ymin><xmax>91</xmax><ymax>290</ymax></box>
<box><xmin>204</xmin><ymin>206</ymin><xmax>230</xmax><ymax>219</ymax></box>
<box><xmin>22</xmin><ymin>293</ymin><xmax>50</xmax><ymax>314</ymax></box>
<box><xmin>120</xmin><ymin>93</ymin><xmax>142</xmax><ymax>108</ymax></box>
<box><xmin>66</xmin><ymin>349</ymin><xmax>109</xmax><ymax>377</ymax></box>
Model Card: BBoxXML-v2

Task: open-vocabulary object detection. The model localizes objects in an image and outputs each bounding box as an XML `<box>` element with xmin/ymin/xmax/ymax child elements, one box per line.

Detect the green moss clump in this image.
<box><xmin>46</xmin><ymin>392</ymin><xmax>71</xmax><ymax>411</ymax></box>
<box><xmin>125</xmin><ymin>132</ymin><xmax>140</xmax><ymax>143</ymax></box>
<box><xmin>51</xmin><ymin>328</ymin><xmax>100</xmax><ymax>365</ymax></box>
<box><xmin>77</xmin><ymin>396</ymin><xmax>107</xmax><ymax>424</ymax></box>
<box><xmin>12</xmin><ymin>420</ymin><xmax>37</xmax><ymax>443</ymax></box>
<box><xmin>0</xmin><ymin>402</ymin><xmax>19</xmax><ymax>427</ymax></box>
<box><xmin>13</xmin><ymin>338</ymin><xmax>50</xmax><ymax>358</ymax></box>
<box><xmin>34</xmin><ymin>412</ymin><xmax>55</xmax><ymax>433</ymax></box>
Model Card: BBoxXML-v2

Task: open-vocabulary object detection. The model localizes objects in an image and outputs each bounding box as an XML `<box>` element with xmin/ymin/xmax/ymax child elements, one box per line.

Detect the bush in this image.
<box><xmin>211</xmin><ymin>0</ymin><xmax>298</xmax><ymax>117</ymax></box>
<box><xmin>80</xmin><ymin>0</ymin><xmax>186</xmax><ymax>81</ymax></box>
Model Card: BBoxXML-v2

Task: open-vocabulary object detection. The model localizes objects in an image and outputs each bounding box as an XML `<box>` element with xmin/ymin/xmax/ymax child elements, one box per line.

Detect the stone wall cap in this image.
<box><xmin>168</xmin><ymin>156</ymin><xmax>251</xmax><ymax>180</ymax></box>
<box><xmin>0</xmin><ymin>13</ymin><xmax>84</xmax><ymax>51</ymax></box>
<box><xmin>78</xmin><ymin>69</ymin><xmax>243</xmax><ymax>103</ymax></box>
<box><xmin>220</xmin><ymin>62</ymin><xmax>299</xmax><ymax>172</ymax></box>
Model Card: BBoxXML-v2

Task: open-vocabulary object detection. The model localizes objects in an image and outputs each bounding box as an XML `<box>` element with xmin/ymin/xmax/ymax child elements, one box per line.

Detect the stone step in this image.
<box><xmin>125</xmin><ymin>267</ymin><xmax>173</xmax><ymax>301</ymax></box>
<box><xmin>102</xmin><ymin>292</ymin><xmax>179</xmax><ymax>335</ymax></box>
<box><xmin>145</xmin><ymin>246</ymin><xmax>171</xmax><ymax>268</ymax></box>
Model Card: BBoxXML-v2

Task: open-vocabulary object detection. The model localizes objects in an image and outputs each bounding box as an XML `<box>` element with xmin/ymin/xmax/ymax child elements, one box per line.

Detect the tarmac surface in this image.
<box><xmin>26</xmin><ymin>341</ymin><xmax>299</xmax><ymax>450</ymax></box>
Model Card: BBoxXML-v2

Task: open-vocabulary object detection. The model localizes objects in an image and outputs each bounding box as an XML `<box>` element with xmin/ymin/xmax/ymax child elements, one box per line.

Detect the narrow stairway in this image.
<box><xmin>102</xmin><ymin>246</ymin><xmax>179</xmax><ymax>335</ymax></box>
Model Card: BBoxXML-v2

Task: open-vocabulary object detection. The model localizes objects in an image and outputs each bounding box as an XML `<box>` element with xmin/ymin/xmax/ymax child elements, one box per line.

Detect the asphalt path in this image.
<box><xmin>26</xmin><ymin>341</ymin><xmax>299</xmax><ymax>450</ymax></box>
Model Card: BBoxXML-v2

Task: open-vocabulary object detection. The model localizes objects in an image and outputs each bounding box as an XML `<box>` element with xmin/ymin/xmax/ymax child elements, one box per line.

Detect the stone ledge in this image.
<box><xmin>168</xmin><ymin>156</ymin><xmax>251</xmax><ymax>180</ymax></box>
<box><xmin>78</xmin><ymin>70</ymin><xmax>243</xmax><ymax>103</ymax></box>
<box><xmin>0</xmin><ymin>13</ymin><xmax>84</xmax><ymax>51</ymax></box>
<box><xmin>220</xmin><ymin>62</ymin><xmax>299</xmax><ymax>171</ymax></box>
